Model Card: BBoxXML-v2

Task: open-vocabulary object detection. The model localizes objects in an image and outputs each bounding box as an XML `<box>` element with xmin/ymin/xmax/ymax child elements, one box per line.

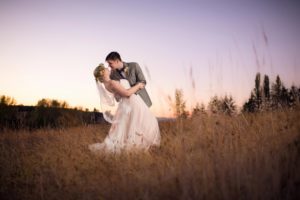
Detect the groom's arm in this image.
<box><xmin>134</xmin><ymin>63</ymin><xmax>147</xmax><ymax>85</ymax></box>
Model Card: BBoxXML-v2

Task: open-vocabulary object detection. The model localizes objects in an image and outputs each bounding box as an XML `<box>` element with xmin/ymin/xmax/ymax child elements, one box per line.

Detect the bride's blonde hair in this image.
<box><xmin>94</xmin><ymin>63</ymin><xmax>106</xmax><ymax>82</ymax></box>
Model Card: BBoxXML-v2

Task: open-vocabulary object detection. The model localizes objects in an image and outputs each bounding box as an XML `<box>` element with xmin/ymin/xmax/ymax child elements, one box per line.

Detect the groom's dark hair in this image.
<box><xmin>105</xmin><ymin>51</ymin><xmax>122</xmax><ymax>61</ymax></box>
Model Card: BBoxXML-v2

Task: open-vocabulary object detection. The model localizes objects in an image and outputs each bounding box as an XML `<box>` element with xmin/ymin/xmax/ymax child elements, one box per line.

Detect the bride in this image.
<box><xmin>89</xmin><ymin>63</ymin><xmax>161</xmax><ymax>153</ymax></box>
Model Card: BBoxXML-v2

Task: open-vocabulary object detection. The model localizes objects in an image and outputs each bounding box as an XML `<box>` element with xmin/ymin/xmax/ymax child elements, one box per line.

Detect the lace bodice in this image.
<box><xmin>119</xmin><ymin>79</ymin><xmax>131</xmax><ymax>89</ymax></box>
<box><xmin>114</xmin><ymin>79</ymin><xmax>131</xmax><ymax>101</ymax></box>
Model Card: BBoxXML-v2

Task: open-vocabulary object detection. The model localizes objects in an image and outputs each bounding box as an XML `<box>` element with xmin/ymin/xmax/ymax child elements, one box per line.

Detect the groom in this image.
<box><xmin>105</xmin><ymin>51</ymin><xmax>152</xmax><ymax>107</ymax></box>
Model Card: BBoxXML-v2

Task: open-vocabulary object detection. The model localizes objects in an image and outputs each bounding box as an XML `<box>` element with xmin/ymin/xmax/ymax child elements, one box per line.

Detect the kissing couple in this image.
<box><xmin>89</xmin><ymin>52</ymin><xmax>161</xmax><ymax>154</ymax></box>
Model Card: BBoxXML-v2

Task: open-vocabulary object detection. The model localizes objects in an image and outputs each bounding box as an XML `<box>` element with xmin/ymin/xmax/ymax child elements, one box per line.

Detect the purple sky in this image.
<box><xmin>1</xmin><ymin>0</ymin><xmax>300</xmax><ymax>116</ymax></box>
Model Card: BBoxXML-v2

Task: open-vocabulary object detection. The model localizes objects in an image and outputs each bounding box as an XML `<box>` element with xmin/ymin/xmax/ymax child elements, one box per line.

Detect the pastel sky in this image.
<box><xmin>1</xmin><ymin>0</ymin><xmax>300</xmax><ymax>117</ymax></box>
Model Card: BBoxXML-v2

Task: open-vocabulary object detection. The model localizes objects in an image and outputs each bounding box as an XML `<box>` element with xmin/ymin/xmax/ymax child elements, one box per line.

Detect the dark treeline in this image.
<box><xmin>0</xmin><ymin>97</ymin><xmax>104</xmax><ymax>130</ymax></box>
<box><xmin>1</xmin><ymin>73</ymin><xmax>300</xmax><ymax>129</ymax></box>
<box><xmin>243</xmin><ymin>73</ymin><xmax>300</xmax><ymax>112</ymax></box>
<box><xmin>174</xmin><ymin>73</ymin><xmax>300</xmax><ymax>118</ymax></box>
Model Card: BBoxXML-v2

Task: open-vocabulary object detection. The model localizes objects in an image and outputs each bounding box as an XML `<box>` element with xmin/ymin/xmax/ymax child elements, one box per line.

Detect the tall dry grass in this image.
<box><xmin>0</xmin><ymin>109</ymin><xmax>300</xmax><ymax>200</ymax></box>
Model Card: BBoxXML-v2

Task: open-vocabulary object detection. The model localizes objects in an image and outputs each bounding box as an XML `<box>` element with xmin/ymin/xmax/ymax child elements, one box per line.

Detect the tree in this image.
<box><xmin>37</xmin><ymin>98</ymin><xmax>51</xmax><ymax>107</ymax></box>
<box><xmin>51</xmin><ymin>100</ymin><xmax>60</xmax><ymax>108</ymax></box>
<box><xmin>61</xmin><ymin>101</ymin><xmax>69</xmax><ymax>109</ymax></box>
<box><xmin>220</xmin><ymin>95</ymin><xmax>237</xmax><ymax>116</ymax></box>
<box><xmin>244</xmin><ymin>73</ymin><xmax>275</xmax><ymax>112</ymax></box>
<box><xmin>288</xmin><ymin>85</ymin><xmax>299</xmax><ymax>107</ymax></box>
<box><xmin>280</xmin><ymin>86</ymin><xmax>289</xmax><ymax>107</ymax></box>
<box><xmin>192</xmin><ymin>102</ymin><xmax>206</xmax><ymax>117</ymax></box>
<box><xmin>270</xmin><ymin>75</ymin><xmax>290</xmax><ymax>109</ymax></box>
<box><xmin>263</xmin><ymin>75</ymin><xmax>270</xmax><ymax>100</ymax></box>
<box><xmin>254</xmin><ymin>73</ymin><xmax>262</xmax><ymax>110</ymax></box>
<box><xmin>271</xmin><ymin>75</ymin><xmax>282</xmax><ymax>108</ymax></box>
<box><xmin>37</xmin><ymin>99</ymin><xmax>70</xmax><ymax>109</ymax></box>
<box><xmin>0</xmin><ymin>95</ymin><xmax>16</xmax><ymax>106</ymax></box>
<box><xmin>261</xmin><ymin>75</ymin><xmax>271</xmax><ymax>110</ymax></box>
<box><xmin>174</xmin><ymin>89</ymin><xmax>188</xmax><ymax>118</ymax></box>
<box><xmin>243</xmin><ymin>92</ymin><xmax>256</xmax><ymax>113</ymax></box>
<box><xmin>208</xmin><ymin>95</ymin><xmax>236</xmax><ymax>115</ymax></box>
<box><xmin>208</xmin><ymin>96</ymin><xmax>222</xmax><ymax>114</ymax></box>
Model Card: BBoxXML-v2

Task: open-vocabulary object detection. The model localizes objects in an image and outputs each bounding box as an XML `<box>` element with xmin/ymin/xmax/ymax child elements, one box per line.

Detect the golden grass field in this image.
<box><xmin>1</xmin><ymin>109</ymin><xmax>300</xmax><ymax>200</ymax></box>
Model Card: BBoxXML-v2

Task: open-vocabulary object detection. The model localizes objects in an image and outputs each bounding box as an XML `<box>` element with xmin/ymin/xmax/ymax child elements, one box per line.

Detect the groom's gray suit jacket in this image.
<box><xmin>110</xmin><ymin>62</ymin><xmax>152</xmax><ymax>107</ymax></box>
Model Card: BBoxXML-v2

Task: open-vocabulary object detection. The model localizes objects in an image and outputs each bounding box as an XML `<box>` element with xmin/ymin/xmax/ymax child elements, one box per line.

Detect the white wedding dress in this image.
<box><xmin>89</xmin><ymin>79</ymin><xmax>161</xmax><ymax>154</ymax></box>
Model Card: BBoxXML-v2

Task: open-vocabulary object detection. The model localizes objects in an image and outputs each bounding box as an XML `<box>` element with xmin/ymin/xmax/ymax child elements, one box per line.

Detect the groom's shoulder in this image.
<box><xmin>126</xmin><ymin>62</ymin><xmax>140</xmax><ymax>68</ymax></box>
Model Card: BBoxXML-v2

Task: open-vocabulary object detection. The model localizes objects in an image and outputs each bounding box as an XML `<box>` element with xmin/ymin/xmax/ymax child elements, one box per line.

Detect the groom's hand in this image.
<box><xmin>137</xmin><ymin>82</ymin><xmax>145</xmax><ymax>90</ymax></box>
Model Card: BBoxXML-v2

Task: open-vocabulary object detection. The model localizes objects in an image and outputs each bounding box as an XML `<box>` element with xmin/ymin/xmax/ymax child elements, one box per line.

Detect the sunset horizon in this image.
<box><xmin>1</xmin><ymin>0</ymin><xmax>299</xmax><ymax>117</ymax></box>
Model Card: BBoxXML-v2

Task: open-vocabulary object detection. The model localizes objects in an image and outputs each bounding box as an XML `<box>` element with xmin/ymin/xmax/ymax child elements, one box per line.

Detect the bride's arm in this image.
<box><xmin>110</xmin><ymin>81</ymin><xmax>144</xmax><ymax>97</ymax></box>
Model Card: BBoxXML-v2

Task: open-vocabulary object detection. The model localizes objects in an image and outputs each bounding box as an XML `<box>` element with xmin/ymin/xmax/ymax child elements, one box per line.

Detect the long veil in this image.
<box><xmin>95</xmin><ymin>80</ymin><xmax>118</xmax><ymax>123</ymax></box>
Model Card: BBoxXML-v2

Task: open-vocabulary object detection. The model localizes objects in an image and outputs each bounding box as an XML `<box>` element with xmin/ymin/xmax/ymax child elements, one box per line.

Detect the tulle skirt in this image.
<box><xmin>89</xmin><ymin>94</ymin><xmax>160</xmax><ymax>154</ymax></box>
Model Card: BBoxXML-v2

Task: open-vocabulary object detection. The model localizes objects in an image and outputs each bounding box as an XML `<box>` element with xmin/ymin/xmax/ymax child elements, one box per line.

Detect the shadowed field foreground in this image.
<box><xmin>1</xmin><ymin>109</ymin><xmax>300</xmax><ymax>200</ymax></box>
